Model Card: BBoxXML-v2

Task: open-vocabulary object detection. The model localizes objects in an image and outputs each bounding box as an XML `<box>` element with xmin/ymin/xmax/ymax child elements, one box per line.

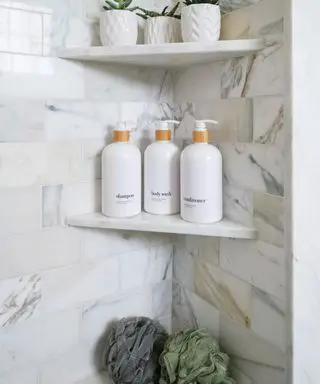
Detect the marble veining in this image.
<box><xmin>42</xmin><ymin>184</ymin><xmax>63</xmax><ymax>228</ymax></box>
<box><xmin>0</xmin><ymin>274</ymin><xmax>41</xmax><ymax>327</ymax></box>
<box><xmin>194</xmin><ymin>260</ymin><xmax>251</xmax><ymax>327</ymax></box>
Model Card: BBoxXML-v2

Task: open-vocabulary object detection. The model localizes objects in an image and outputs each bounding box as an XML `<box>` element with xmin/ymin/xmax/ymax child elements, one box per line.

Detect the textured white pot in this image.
<box><xmin>181</xmin><ymin>4</ymin><xmax>221</xmax><ymax>43</ymax></box>
<box><xmin>145</xmin><ymin>17</ymin><xmax>182</xmax><ymax>45</ymax></box>
<box><xmin>100</xmin><ymin>10</ymin><xmax>138</xmax><ymax>46</ymax></box>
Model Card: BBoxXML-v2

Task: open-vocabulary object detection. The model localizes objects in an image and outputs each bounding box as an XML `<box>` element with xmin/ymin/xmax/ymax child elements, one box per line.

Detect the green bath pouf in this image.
<box><xmin>159</xmin><ymin>328</ymin><xmax>235</xmax><ymax>384</ymax></box>
<box><xmin>103</xmin><ymin>316</ymin><xmax>168</xmax><ymax>384</ymax></box>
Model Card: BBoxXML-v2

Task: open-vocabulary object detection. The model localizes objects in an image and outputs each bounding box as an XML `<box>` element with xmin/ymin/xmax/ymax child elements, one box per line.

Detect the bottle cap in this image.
<box><xmin>113</xmin><ymin>121</ymin><xmax>135</xmax><ymax>142</ymax></box>
<box><xmin>193</xmin><ymin>120</ymin><xmax>219</xmax><ymax>143</ymax></box>
<box><xmin>156</xmin><ymin>120</ymin><xmax>180</xmax><ymax>141</ymax></box>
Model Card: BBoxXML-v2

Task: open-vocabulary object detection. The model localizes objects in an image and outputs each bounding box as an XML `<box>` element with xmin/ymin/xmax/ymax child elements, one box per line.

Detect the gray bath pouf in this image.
<box><xmin>103</xmin><ymin>317</ymin><xmax>168</xmax><ymax>384</ymax></box>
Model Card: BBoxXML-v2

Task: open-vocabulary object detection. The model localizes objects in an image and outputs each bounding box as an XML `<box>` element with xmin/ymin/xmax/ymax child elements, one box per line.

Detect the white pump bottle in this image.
<box><xmin>144</xmin><ymin>120</ymin><xmax>181</xmax><ymax>215</ymax></box>
<box><xmin>102</xmin><ymin>122</ymin><xmax>141</xmax><ymax>218</ymax></box>
<box><xmin>181</xmin><ymin>119</ymin><xmax>223</xmax><ymax>224</ymax></box>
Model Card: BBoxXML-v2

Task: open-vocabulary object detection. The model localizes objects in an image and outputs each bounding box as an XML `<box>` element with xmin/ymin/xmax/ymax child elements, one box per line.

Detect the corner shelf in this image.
<box><xmin>58</xmin><ymin>39</ymin><xmax>264</xmax><ymax>68</ymax></box>
<box><xmin>67</xmin><ymin>212</ymin><xmax>257</xmax><ymax>239</ymax></box>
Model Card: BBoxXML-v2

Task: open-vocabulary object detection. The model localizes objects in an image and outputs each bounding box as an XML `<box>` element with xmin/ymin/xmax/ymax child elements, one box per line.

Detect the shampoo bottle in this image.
<box><xmin>102</xmin><ymin>122</ymin><xmax>141</xmax><ymax>218</ymax></box>
<box><xmin>144</xmin><ymin>120</ymin><xmax>180</xmax><ymax>215</ymax></box>
<box><xmin>181</xmin><ymin>119</ymin><xmax>223</xmax><ymax>224</ymax></box>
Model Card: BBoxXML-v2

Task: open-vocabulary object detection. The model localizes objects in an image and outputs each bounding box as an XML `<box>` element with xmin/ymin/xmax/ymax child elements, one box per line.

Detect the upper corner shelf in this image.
<box><xmin>58</xmin><ymin>39</ymin><xmax>264</xmax><ymax>68</ymax></box>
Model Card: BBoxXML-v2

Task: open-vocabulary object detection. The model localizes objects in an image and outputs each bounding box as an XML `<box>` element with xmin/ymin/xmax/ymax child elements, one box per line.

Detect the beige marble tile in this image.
<box><xmin>194</xmin><ymin>260</ymin><xmax>251</xmax><ymax>327</ymax></box>
<box><xmin>253</xmin><ymin>97</ymin><xmax>285</xmax><ymax>149</ymax></box>
<box><xmin>220</xmin><ymin>239</ymin><xmax>285</xmax><ymax>301</ymax></box>
<box><xmin>254</xmin><ymin>192</ymin><xmax>285</xmax><ymax>247</ymax></box>
<box><xmin>186</xmin><ymin>235</ymin><xmax>220</xmax><ymax>266</ymax></box>
<box><xmin>221</xmin><ymin>7</ymin><xmax>251</xmax><ymax>39</ymax></box>
<box><xmin>219</xmin><ymin>314</ymin><xmax>286</xmax><ymax>368</ymax></box>
<box><xmin>172</xmin><ymin>282</ymin><xmax>220</xmax><ymax>338</ymax></box>
<box><xmin>251</xmin><ymin>287</ymin><xmax>285</xmax><ymax>351</ymax></box>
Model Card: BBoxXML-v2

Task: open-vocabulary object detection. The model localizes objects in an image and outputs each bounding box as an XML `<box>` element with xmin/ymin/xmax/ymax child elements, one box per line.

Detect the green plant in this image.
<box><xmin>136</xmin><ymin>3</ymin><xmax>180</xmax><ymax>20</ymax></box>
<box><xmin>184</xmin><ymin>0</ymin><xmax>219</xmax><ymax>5</ymax></box>
<box><xmin>103</xmin><ymin>0</ymin><xmax>137</xmax><ymax>11</ymax></box>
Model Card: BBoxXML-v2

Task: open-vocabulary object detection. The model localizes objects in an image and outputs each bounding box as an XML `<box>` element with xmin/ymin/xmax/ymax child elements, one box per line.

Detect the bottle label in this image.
<box><xmin>183</xmin><ymin>196</ymin><xmax>206</xmax><ymax>208</ymax></box>
<box><xmin>151</xmin><ymin>191</ymin><xmax>172</xmax><ymax>202</ymax></box>
<box><xmin>115</xmin><ymin>193</ymin><xmax>135</xmax><ymax>205</ymax></box>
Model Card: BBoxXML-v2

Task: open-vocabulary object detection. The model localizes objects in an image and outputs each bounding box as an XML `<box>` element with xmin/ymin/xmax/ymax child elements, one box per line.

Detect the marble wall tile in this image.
<box><xmin>231</xmin><ymin>357</ymin><xmax>286</xmax><ymax>384</ymax></box>
<box><xmin>249</xmin><ymin>0</ymin><xmax>284</xmax><ymax>37</ymax></box>
<box><xmin>42</xmin><ymin>184</ymin><xmax>62</xmax><ymax>227</ymax></box>
<box><xmin>219</xmin><ymin>314</ymin><xmax>286</xmax><ymax>368</ymax></box>
<box><xmin>220</xmin><ymin>143</ymin><xmax>284</xmax><ymax>196</ymax></box>
<box><xmin>185</xmin><ymin>235</ymin><xmax>220</xmax><ymax>266</ymax></box>
<box><xmin>174</xmin><ymin>62</ymin><xmax>223</xmax><ymax>103</ymax></box>
<box><xmin>254</xmin><ymin>192</ymin><xmax>285</xmax><ymax>247</ymax></box>
<box><xmin>0</xmin><ymin>100</ymin><xmax>44</xmax><ymax>142</ymax></box>
<box><xmin>119</xmin><ymin>244</ymin><xmax>173</xmax><ymax>292</ymax></box>
<box><xmin>0</xmin><ymin>186</ymin><xmax>41</xmax><ymax>236</ymax></box>
<box><xmin>172</xmin><ymin>282</ymin><xmax>220</xmax><ymax>338</ymax></box>
<box><xmin>194</xmin><ymin>260</ymin><xmax>251</xmax><ymax>327</ymax></box>
<box><xmin>0</xmin><ymin>228</ymin><xmax>81</xmax><ymax>280</ymax></box>
<box><xmin>253</xmin><ymin>97</ymin><xmax>285</xmax><ymax>150</ymax></box>
<box><xmin>84</xmin><ymin>63</ymin><xmax>173</xmax><ymax>102</ymax></box>
<box><xmin>221</xmin><ymin>36</ymin><xmax>284</xmax><ymax>99</ymax></box>
<box><xmin>229</xmin><ymin>364</ymin><xmax>254</xmax><ymax>384</ymax></box>
<box><xmin>41</xmin><ymin>258</ymin><xmax>119</xmax><ymax>313</ymax></box>
<box><xmin>83</xmin><ymin>228</ymin><xmax>173</xmax><ymax>262</ymax></box>
<box><xmin>40</xmin><ymin>346</ymin><xmax>97</xmax><ymax>384</ymax></box>
<box><xmin>44</xmin><ymin>101</ymin><xmax>118</xmax><ymax>141</ymax></box>
<box><xmin>81</xmin><ymin>289</ymin><xmax>154</xmax><ymax>349</ymax></box>
<box><xmin>221</xmin><ymin>7</ymin><xmax>251</xmax><ymax>40</ymax></box>
<box><xmin>0</xmin><ymin>366</ymin><xmax>39</xmax><ymax>384</ymax></box>
<box><xmin>172</xmin><ymin>235</ymin><xmax>194</xmax><ymax>290</ymax></box>
<box><xmin>42</xmin><ymin>181</ymin><xmax>101</xmax><ymax>228</ymax></box>
<box><xmin>175</xmin><ymin>99</ymin><xmax>253</xmax><ymax>143</ymax></box>
<box><xmin>152</xmin><ymin>280</ymin><xmax>172</xmax><ymax>320</ymax></box>
<box><xmin>224</xmin><ymin>186</ymin><xmax>254</xmax><ymax>226</ymax></box>
<box><xmin>251</xmin><ymin>287</ymin><xmax>285</xmax><ymax>351</ymax></box>
<box><xmin>75</xmin><ymin>372</ymin><xmax>112</xmax><ymax>384</ymax></box>
<box><xmin>157</xmin><ymin>316</ymin><xmax>172</xmax><ymax>334</ymax></box>
<box><xmin>0</xmin><ymin>274</ymin><xmax>41</xmax><ymax>327</ymax></box>
<box><xmin>0</xmin><ymin>57</ymin><xmax>85</xmax><ymax>99</ymax></box>
<box><xmin>0</xmin><ymin>308</ymin><xmax>80</xmax><ymax>375</ymax></box>
<box><xmin>80</xmin><ymin>139</ymin><xmax>104</xmax><ymax>181</ymax></box>
<box><xmin>220</xmin><ymin>239</ymin><xmax>285</xmax><ymax>301</ymax></box>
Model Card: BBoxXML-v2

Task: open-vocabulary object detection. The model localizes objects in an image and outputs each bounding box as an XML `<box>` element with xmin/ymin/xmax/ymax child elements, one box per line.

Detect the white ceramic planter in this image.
<box><xmin>181</xmin><ymin>4</ymin><xmax>221</xmax><ymax>43</ymax></box>
<box><xmin>100</xmin><ymin>10</ymin><xmax>138</xmax><ymax>46</ymax></box>
<box><xmin>145</xmin><ymin>17</ymin><xmax>182</xmax><ymax>45</ymax></box>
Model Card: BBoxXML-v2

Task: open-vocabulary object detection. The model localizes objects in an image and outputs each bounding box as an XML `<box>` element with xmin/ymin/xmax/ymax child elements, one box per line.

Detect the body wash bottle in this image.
<box><xmin>181</xmin><ymin>119</ymin><xmax>223</xmax><ymax>224</ymax></box>
<box><xmin>144</xmin><ymin>120</ymin><xmax>180</xmax><ymax>215</ymax></box>
<box><xmin>102</xmin><ymin>122</ymin><xmax>141</xmax><ymax>218</ymax></box>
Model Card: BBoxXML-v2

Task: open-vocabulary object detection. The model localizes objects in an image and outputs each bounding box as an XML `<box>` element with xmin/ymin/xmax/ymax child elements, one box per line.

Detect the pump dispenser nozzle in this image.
<box><xmin>193</xmin><ymin>119</ymin><xmax>218</xmax><ymax>143</ymax></box>
<box><xmin>156</xmin><ymin>120</ymin><xmax>180</xmax><ymax>141</ymax></box>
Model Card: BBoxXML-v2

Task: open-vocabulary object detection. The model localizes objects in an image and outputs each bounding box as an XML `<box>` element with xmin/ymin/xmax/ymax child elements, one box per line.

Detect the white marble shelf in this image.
<box><xmin>58</xmin><ymin>39</ymin><xmax>264</xmax><ymax>68</ymax></box>
<box><xmin>67</xmin><ymin>212</ymin><xmax>257</xmax><ymax>239</ymax></box>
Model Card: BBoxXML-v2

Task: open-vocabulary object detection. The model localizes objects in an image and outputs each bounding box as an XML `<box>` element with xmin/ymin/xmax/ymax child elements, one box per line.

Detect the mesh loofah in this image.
<box><xmin>103</xmin><ymin>317</ymin><xmax>168</xmax><ymax>384</ymax></box>
<box><xmin>159</xmin><ymin>328</ymin><xmax>235</xmax><ymax>384</ymax></box>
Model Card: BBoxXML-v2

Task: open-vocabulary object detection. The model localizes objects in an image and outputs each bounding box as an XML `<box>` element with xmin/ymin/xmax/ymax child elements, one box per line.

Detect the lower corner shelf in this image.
<box><xmin>67</xmin><ymin>212</ymin><xmax>257</xmax><ymax>239</ymax></box>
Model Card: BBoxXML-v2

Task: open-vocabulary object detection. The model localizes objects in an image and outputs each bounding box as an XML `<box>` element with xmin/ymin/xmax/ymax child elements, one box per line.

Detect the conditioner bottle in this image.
<box><xmin>144</xmin><ymin>120</ymin><xmax>180</xmax><ymax>215</ymax></box>
<box><xmin>102</xmin><ymin>122</ymin><xmax>141</xmax><ymax>218</ymax></box>
<box><xmin>181</xmin><ymin>119</ymin><xmax>223</xmax><ymax>224</ymax></box>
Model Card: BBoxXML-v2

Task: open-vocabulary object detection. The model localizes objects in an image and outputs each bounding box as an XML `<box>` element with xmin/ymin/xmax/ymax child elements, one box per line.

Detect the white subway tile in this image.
<box><xmin>0</xmin><ymin>366</ymin><xmax>39</xmax><ymax>384</ymax></box>
<box><xmin>40</xmin><ymin>346</ymin><xmax>96</xmax><ymax>384</ymax></box>
<box><xmin>42</xmin><ymin>258</ymin><xmax>119</xmax><ymax>313</ymax></box>
<box><xmin>0</xmin><ymin>228</ymin><xmax>81</xmax><ymax>280</ymax></box>
<box><xmin>119</xmin><ymin>244</ymin><xmax>173</xmax><ymax>292</ymax></box>
<box><xmin>0</xmin><ymin>274</ymin><xmax>41</xmax><ymax>327</ymax></box>
<box><xmin>0</xmin><ymin>186</ymin><xmax>41</xmax><ymax>235</ymax></box>
<box><xmin>0</xmin><ymin>308</ymin><xmax>80</xmax><ymax>375</ymax></box>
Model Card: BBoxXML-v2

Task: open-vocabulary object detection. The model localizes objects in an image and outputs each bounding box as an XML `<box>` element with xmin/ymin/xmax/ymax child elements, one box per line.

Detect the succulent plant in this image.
<box><xmin>136</xmin><ymin>3</ymin><xmax>181</xmax><ymax>20</ymax></box>
<box><xmin>184</xmin><ymin>0</ymin><xmax>219</xmax><ymax>5</ymax></box>
<box><xmin>102</xmin><ymin>0</ymin><xmax>137</xmax><ymax>11</ymax></box>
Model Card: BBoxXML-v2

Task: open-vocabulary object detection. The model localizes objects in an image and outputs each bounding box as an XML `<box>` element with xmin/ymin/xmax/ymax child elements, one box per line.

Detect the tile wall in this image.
<box><xmin>172</xmin><ymin>0</ymin><xmax>289</xmax><ymax>383</ymax></box>
<box><xmin>0</xmin><ymin>0</ymin><xmax>289</xmax><ymax>383</ymax></box>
